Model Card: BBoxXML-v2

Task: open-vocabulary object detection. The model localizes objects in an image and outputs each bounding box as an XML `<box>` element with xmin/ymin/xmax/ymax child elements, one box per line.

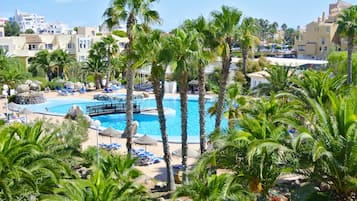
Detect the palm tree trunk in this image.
<box><xmin>215</xmin><ymin>56</ymin><xmax>231</xmax><ymax>130</ymax></box>
<box><xmin>105</xmin><ymin>55</ymin><xmax>111</xmax><ymax>89</ymax></box>
<box><xmin>198</xmin><ymin>65</ymin><xmax>206</xmax><ymax>153</ymax></box>
<box><xmin>180</xmin><ymin>72</ymin><xmax>188</xmax><ymax>184</ymax></box>
<box><xmin>152</xmin><ymin>68</ymin><xmax>175</xmax><ymax>190</ymax></box>
<box><xmin>125</xmin><ymin>67</ymin><xmax>134</xmax><ymax>154</ymax></box>
<box><xmin>124</xmin><ymin>13</ymin><xmax>135</xmax><ymax>154</ymax></box>
<box><xmin>242</xmin><ymin>49</ymin><xmax>248</xmax><ymax>76</ymax></box>
<box><xmin>347</xmin><ymin>36</ymin><xmax>354</xmax><ymax>85</ymax></box>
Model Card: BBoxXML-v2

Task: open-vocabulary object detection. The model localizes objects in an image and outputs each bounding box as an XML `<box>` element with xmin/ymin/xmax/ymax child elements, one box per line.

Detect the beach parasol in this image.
<box><xmin>20</xmin><ymin>108</ymin><xmax>32</xmax><ymax>124</ymax></box>
<box><xmin>134</xmin><ymin>134</ymin><xmax>157</xmax><ymax>151</ymax></box>
<box><xmin>172</xmin><ymin>148</ymin><xmax>200</xmax><ymax>159</ymax></box>
<box><xmin>99</xmin><ymin>126</ymin><xmax>121</xmax><ymax>144</ymax></box>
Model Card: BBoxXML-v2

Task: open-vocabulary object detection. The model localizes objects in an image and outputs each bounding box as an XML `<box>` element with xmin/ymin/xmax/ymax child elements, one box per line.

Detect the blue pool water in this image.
<box><xmin>23</xmin><ymin>96</ymin><xmax>227</xmax><ymax>143</ymax></box>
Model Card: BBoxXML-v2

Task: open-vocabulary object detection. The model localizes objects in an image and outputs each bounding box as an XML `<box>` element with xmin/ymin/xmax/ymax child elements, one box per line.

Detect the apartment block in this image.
<box><xmin>0</xmin><ymin>26</ymin><xmax>128</xmax><ymax>66</ymax></box>
<box><xmin>294</xmin><ymin>0</ymin><xmax>352</xmax><ymax>59</ymax></box>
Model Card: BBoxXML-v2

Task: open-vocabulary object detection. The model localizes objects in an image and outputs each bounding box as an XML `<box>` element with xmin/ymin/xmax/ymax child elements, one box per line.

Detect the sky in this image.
<box><xmin>1</xmin><ymin>0</ymin><xmax>357</xmax><ymax>31</ymax></box>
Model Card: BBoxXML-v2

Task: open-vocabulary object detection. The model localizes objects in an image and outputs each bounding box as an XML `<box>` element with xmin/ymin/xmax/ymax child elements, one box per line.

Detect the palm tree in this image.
<box><xmin>102</xmin><ymin>35</ymin><xmax>119</xmax><ymax>89</ymax></box>
<box><xmin>294</xmin><ymin>88</ymin><xmax>357</xmax><ymax>199</ymax></box>
<box><xmin>134</xmin><ymin>29</ymin><xmax>176</xmax><ymax>190</ymax></box>
<box><xmin>0</xmin><ymin>122</ymin><xmax>72</xmax><ymax>200</ymax></box>
<box><xmin>84</xmin><ymin>41</ymin><xmax>107</xmax><ymax>89</ymax></box>
<box><xmin>183</xmin><ymin>16</ymin><xmax>216</xmax><ymax>154</ymax></box>
<box><xmin>252</xmin><ymin>65</ymin><xmax>293</xmax><ymax>96</ymax></box>
<box><xmin>173</xmin><ymin>173</ymin><xmax>254</xmax><ymax>201</ymax></box>
<box><xmin>103</xmin><ymin>0</ymin><xmax>160</xmax><ymax>154</ymax></box>
<box><xmin>237</xmin><ymin>17</ymin><xmax>259</xmax><ymax>78</ymax></box>
<box><xmin>211</xmin><ymin>5</ymin><xmax>242</xmax><ymax>131</ymax></box>
<box><xmin>171</xmin><ymin>28</ymin><xmax>199</xmax><ymax>183</ymax></box>
<box><xmin>29</xmin><ymin>50</ymin><xmax>53</xmax><ymax>80</ymax></box>
<box><xmin>51</xmin><ymin>155</ymin><xmax>148</xmax><ymax>201</ymax></box>
<box><xmin>337</xmin><ymin>5</ymin><xmax>357</xmax><ymax>85</ymax></box>
<box><xmin>51</xmin><ymin>49</ymin><xmax>74</xmax><ymax>79</ymax></box>
<box><xmin>0</xmin><ymin>59</ymin><xmax>29</xmax><ymax>89</ymax></box>
<box><xmin>204</xmin><ymin>94</ymin><xmax>299</xmax><ymax>199</ymax></box>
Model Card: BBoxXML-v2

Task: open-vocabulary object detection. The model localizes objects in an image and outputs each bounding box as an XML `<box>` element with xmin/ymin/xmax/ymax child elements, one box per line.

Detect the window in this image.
<box><xmin>45</xmin><ymin>44</ymin><xmax>53</xmax><ymax>50</ymax></box>
<box><xmin>326</xmin><ymin>27</ymin><xmax>330</xmax><ymax>33</ymax></box>
<box><xmin>0</xmin><ymin>31</ymin><xmax>2</xmax><ymax>37</ymax></box>
<box><xmin>298</xmin><ymin>45</ymin><xmax>305</xmax><ymax>51</ymax></box>
<box><xmin>321</xmin><ymin>38</ymin><xmax>325</xmax><ymax>45</ymax></box>
<box><xmin>28</xmin><ymin>44</ymin><xmax>38</xmax><ymax>50</ymax></box>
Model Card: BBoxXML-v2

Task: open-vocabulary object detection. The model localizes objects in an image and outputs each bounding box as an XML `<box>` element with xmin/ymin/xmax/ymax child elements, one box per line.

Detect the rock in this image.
<box><xmin>65</xmin><ymin>105</ymin><xmax>83</xmax><ymax>120</ymax></box>
<box><xmin>15</xmin><ymin>92</ymin><xmax>46</xmax><ymax>104</ymax></box>
<box><xmin>29</xmin><ymin>83</ymin><xmax>41</xmax><ymax>91</ymax></box>
<box><xmin>74</xmin><ymin>82</ymin><xmax>83</xmax><ymax>91</ymax></box>
<box><xmin>16</xmin><ymin>84</ymin><xmax>30</xmax><ymax>93</ymax></box>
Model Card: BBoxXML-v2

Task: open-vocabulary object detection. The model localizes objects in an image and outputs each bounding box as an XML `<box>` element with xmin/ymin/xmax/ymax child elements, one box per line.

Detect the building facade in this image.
<box><xmin>0</xmin><ymin>26</ymin><xmax>128</xmax><ymax>65</ymax></box>
<box><xmin>294</xmin><ymin>0</ymin><xmax>352</xmax><ymax>59</ymax></box>
<box><xmin>13</xmin><ymin>9</ymin><xmax>71</xmax><ymax>34</ymax></box>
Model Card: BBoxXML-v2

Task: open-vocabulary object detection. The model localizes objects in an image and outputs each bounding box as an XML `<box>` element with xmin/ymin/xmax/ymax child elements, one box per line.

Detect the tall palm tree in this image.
<box><xmin>337</xmin><ymin>5</ymin><xmax>357</xmax><ymax>85</ymax></box>
<box><xmin>171</xmin><ymin>28</ymin><xmax>199</xmax><ymax>183</ymax></box>
<box><xmin>211</xmin><ymin>6</ymin><xmax>242</xmax><ymax>131</ymax></box>
<box><xmin>237</xmin><ymin>17</ymin><xmax>259</xmax><ymax>78</ymax></box>
<box><xmin>134</xmin><ymin>29</ymin><xmax>176</xmax><ymax>190</ymax></box>
<box><xmin>183</xmin><ymin>16</ymin><xmax>216</xmax><ymax>154</ymax></box>
<box><xmin>103</xmin><ymin>0</ymin><xmax>160</xmax><ymax>154</ymax></box>
<box><xmin>102</xmin><ymin>35</ymin><xmax>119</xmax><ymax>89</ymax></box>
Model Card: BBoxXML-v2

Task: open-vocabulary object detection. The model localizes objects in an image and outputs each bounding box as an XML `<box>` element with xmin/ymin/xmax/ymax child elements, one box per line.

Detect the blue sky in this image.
<box><xmin>1</xmin><ymin>0</ymin><xmax>357</xmax><ymax>31</ymax></box>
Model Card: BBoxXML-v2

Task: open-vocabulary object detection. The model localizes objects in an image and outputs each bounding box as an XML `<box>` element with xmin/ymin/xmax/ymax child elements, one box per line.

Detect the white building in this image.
<box><xmin>13</xmin><ymin>9</ymin><xmax>71</xmax><ymax>34</ymax></box>
<box><xmin>14</xmin><ymin>9</ymin><xmax>46</xmax><ymax>33</ymax></box>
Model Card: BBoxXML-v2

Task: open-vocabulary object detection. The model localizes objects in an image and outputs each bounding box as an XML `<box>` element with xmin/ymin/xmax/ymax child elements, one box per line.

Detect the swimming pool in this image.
<box><xmin>23</xmin><ymin>96</ymin><xmax>227</xmax><ymax>143</ymax></box>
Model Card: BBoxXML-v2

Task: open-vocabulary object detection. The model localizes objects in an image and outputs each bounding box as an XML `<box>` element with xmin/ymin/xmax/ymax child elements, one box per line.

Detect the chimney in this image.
<box><xmin>322</xmin><ymin>12</ymin><xmax>326</xmax><ymax>21</ymax></box>
<box><xmin>318</xmin><ymin>17</ymin><xmax>321</xmax><ymax>23</ymax></box>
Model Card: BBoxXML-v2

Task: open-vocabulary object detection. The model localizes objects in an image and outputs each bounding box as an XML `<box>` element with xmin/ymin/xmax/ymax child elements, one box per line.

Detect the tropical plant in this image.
<box><xmin>0</xmin><ymin>122</ymin><xmax>72</xmax><ymax>200</ymax></box>
<box><xmin>210</xmin><ymin>5</ymin><xmax>242</xmax><ymax>131</ymax></box>
<box><xmin>50</xmin><ymin>49</ymin><xmax>74</xmax><ymax>79</ymax></box>
<box><xmin>84</xmin><ymin>41</ymin><xmax>107</xmax><ymax>88</ymax></box>
<box><xmin>204</xmin><ymin>94</ymin><xmax>298</xmax><ymax>199</ymax></box>
<box><xmin>102</xmin><ymin>35</ymin><xmax>119</xmax><ymax>88</ymax></box>
<box><xmin>29</xmin><ymin>50</ymin><xmax>53</xmax><ymax>80</ymax></box>
<box><xmin>294</xmin><ymin>88</ymin><xmax>357</xmax><ymax>199</ymax></box>
<box><xmin>336</xmin><ymin>5</ymin><xmax>357</xmax><ymax>85</ymax></box>
<box><xmin>252</xmin><ymin>65</ymin><xmax>293</xmax><ymax>96</ymax></box>
<box><xmin>50</xmin><ymin>155</ymin><xmax>148</xmax><ymax>201</ymax></box>
<box><xmin>173</xmin><ymin>173</ymin><xmax>254</xmax><ymax>201</ymax></box>
<box><xmin>0</xmin><ymin>57</ymin><xmax>29</xmax><ymax>88</ymax></box>
<box><xmin>103</xmin><ymin>0</ymin><xmax>160</xmax><ymax>154</ymax></box>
